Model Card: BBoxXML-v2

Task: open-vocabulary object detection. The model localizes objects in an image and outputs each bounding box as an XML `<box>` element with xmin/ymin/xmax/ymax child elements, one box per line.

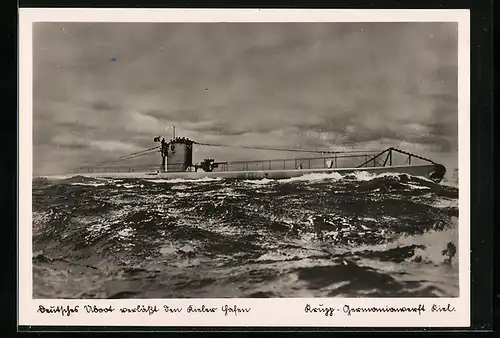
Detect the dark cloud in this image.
<box><xmin>33</xmin><ymin>22</ymin><xmax>458</xmax><ymax>176</ymax></box>
<box><xmin>88</xmin><ymin>101</ymin><xmax>122</xmax><ymax>112</ymax></box>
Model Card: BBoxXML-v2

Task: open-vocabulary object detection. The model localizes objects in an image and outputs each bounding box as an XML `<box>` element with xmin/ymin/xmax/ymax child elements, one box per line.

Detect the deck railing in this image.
<box><xmin>74</xmin><ymin>148</ymin><xmax>435</xmax><ymax>174</ymax></box>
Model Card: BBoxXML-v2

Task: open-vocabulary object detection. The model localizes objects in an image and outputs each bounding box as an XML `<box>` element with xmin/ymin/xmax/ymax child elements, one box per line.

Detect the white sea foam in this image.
<box><xmin>354</xmin><ymin>171</ymin><xmax>407</xmax><ymax>181</ymax></box>
<box><xmin>417</xmin><ymin>196</ymin><xmax>458</xmax><ymax>210</ymax></box>
<box><xmin>146</xmin><ymin>177</ymin><xmax>223</xmax><ymax>184</ymax></box>
<box><xmin>440</xmin><ymin>168</ymin><xmax>459</xmax><ymax>188</ymax></box>
<box><xmin>115</xmin><ymin>184</ymin><xmax>137</xmax><ymax>189</ymax></box>
<box><xmin>86</xmin><ymin>222</ymin><xmax>111</xmax><ymax>233</ymax></box>
<box><xmin>352</xmin><ymin>171</ymin><xmax>378</xmax><ymax>181</ymax></box>
<box><xmin>352</xmin><ymin>217</ymin><xmax>458</xmax><ymax>265</ymax></box>
<box><xmin>243</xmin><ymin>178</ymin><xmax>274</xmax><ymax>185</ymax></box>
<box><xmin>401</xmin><ymin>183</ymin><xmax>430</xmax><ymax>190</ymax></box>
<box><xmin>433</xmin><ymin>197</ymin><xmax>459</xmax><ymax>209</ymax></box>
<box><xmin>117</xmin><ymin>227</ymin><xmax>135</xmax><ymax>238</ymax></box>
<box><xmin>279</xmin><ymin>172</ymin><xmax>343</xmax><ymax>183</ymax></box>
<box><xmin>175</xmin><ymin>192</ymin><xmax>193</xmax><ymax>198</ymax></box>
<box><xmin>410</xmin><ymin>225</ymin><xmax>459</xmax><ymax>265</ymax></box>
<box><xmin>70</xmin><ymin>182</ymin><xmax>107</xmax><ymax>187</ymax></box>
<box><xmin>352</xmin><ymin>171</ymin><xmax>440</xmax><ymax>185</ymax></box>
<box><xmin>270</xmin><ymin>170</ymin><xmax>431</xmax><ymax>184</ymax></box>
<box><xmin>38</xmin><ymin>174</ymin><xmax>79</xmax><ymax>180</ymax></box>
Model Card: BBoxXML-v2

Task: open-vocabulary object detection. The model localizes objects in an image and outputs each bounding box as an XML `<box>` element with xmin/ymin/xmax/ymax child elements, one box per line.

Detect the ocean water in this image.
<box><xmin>32</xmin><ymin>170</ymin><xmax>459</xmax><ymax>299</ymax></box>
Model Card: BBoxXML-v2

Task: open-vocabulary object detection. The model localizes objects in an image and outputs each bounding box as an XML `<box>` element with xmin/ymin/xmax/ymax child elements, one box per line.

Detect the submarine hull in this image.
<box><xmin>79</xmin><ymin>164</ymin><xmax>446</xmax><ymax>183</ymax></box>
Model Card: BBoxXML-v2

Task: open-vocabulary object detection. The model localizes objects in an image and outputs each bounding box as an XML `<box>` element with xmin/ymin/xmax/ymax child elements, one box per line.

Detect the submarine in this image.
<box><xmin>74</xmin><ymin>130</ymin><xmax>446</xmax><ymax>183</ymax></box>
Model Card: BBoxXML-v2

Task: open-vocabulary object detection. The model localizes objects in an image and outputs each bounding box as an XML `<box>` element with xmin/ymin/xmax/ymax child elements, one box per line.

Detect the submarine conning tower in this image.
<box><xmin>155</xmin><ymin>136</ymin><xmax>194</xmax><ymax>172</ymax></box>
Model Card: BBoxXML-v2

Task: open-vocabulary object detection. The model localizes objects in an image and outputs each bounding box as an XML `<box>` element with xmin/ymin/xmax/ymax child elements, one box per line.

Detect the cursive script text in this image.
<box><xmin>37</xmin><ymin>305</ymin><xmax>79</xmax><ymax>317</ymax></box>
<box><xmin>343</xmin><ymin>304</ymin><xmax>427</xmax><ymax>316</ymax></box>
<box><xmin>119</xmin><ymin>305</ymin><xmax>159</xmax><ymax>316</ymax></box>
<box><xmin>304</xmin><ymin>304</ymin><xmax>338</xmax><ymax>316</ymax></box>
<box><xmin>221</xmin><ymin>304</ymin><xmax>251</xmax><ymax>316</ymax></box>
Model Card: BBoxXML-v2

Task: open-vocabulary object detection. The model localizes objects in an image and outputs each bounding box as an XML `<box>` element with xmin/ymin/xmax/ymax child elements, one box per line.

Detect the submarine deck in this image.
<box><xmin>72</xmin><ymin>163</ymin><xmax>444</xmax><ymax>182</ymax></box>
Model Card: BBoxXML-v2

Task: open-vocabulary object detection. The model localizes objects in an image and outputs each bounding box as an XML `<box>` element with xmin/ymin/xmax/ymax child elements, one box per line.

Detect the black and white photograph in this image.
<box><xmin>29</xmin><ymin>19</ymin><xmax>463</xmax><ymax>302</ymax></box>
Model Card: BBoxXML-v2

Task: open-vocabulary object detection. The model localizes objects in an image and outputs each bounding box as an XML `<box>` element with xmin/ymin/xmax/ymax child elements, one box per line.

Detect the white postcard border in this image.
<box><xmin>18</xmin><ymin>8</ymin><xmax>471</xmax><ymax>328</ymax></box>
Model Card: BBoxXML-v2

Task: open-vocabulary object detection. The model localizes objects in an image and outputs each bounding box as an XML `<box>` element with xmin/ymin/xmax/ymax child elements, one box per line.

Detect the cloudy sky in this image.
<box><xmin>33</xmin><ymin>22</ymin><xmax>458</xmax><ymax>176</ymax></box>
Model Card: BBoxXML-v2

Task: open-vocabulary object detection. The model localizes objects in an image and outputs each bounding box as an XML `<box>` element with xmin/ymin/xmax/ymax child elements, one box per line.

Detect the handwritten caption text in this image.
<box><xmin>37</xmin><ymin>304</ymin><xmax>251</xmax><ymax>317</ymax></box>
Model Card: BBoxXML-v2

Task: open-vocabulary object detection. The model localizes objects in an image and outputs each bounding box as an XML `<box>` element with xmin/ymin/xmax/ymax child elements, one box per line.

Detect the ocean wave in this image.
<box><xmin>32</xmin><ymin>169</ymin><xmax>459</xmax><ymax>298</ymax></box>
<box><xmin>349</xmin><ymin>216</ymin><xmax>457</xmax><ymax>264</ymax></box>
